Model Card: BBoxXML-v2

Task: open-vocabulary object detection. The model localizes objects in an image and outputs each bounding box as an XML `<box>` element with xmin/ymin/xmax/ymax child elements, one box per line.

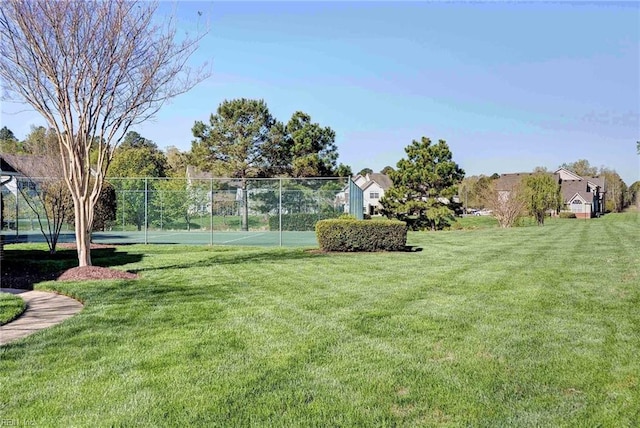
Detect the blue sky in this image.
<box><xmin>1</xmin><ymin>1</ymin><xmax>638</xmax><ymax>184</ymax></box>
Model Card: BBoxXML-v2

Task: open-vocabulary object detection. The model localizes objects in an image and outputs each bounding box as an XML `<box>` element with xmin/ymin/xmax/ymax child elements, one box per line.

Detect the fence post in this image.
<box><xmin>279</xmin><ymin>178</ymin><xmax>283</xmax><ymax>247</ymax></box>
<box><xmin>122</xmin><ymin>187</ymin><xmax>125</xmax><ymax>231</ymax></box>
<box><xmin>15</xmin><ymin>188</ymin><xmax>19</xmax><ymax>237</ymax></box>
<box><xmin>144</xmin><ymin>177</ymin><xmax>148</xmax><ymax>245</ymax></box>
<box><xmin>210</xmin><ymin>178</ymin><xmax>213</xmax><ymax>246</ymax></box>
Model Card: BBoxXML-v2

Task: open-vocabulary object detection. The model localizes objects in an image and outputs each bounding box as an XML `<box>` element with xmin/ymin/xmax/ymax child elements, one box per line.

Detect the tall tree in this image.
<box><xmin>0</xmin><ymin>0</ymin><xmax>208</xmax><ymax>266</ymax></box>
<box><xmin>523</xmin><ymin>172</ymin><xmax>562</xmax><ymax>225</ymax></box>
<box><xmin>381</xmin><ymin>165</ymin><xmax>395</xmax><ymax>175</ymax></box>
<box><xmin>599</xmin><ymin>168</ymin><xmax>627</xmax><ymax>213</ymax></box>
<box><xmin>108</xmin><ymin>132</ymin><xmax>168</xmax><ymax>231</ymax></box>
<box><xmin>0</xmin><ymin>126</ymin><xmax>23</xmax><ymax>154</ymax></box>
<box><xmin>153</xmin><ymin>178</ymin><xmax>207</xmax><ymax>231</ymax></box>
<box><xmin>287</xmin><ymin>112</ymin><xmax>339</xmax><ymax>177</ymax></box>
<box><xmin>191</xmin><ymin>98</ymin><xmax>274</xmax><ymax>230</ymax></box>
<box><xmin>459</xmin><ymin>175</ymin><xmax>495</xmax><ymax>211</ymax></box>
<box><xmin>335</xmin><ymin>163</ymin><xmax>353</xmax><ymax>178</ymax></box>
<box><xmin>261</xmin><ymin>120</ymin><xmax>292</xmax><ymax>177</ymax></box>
<box><xmin>559</xmin><ymin>159</ymin><xmax>598</xmax><ymax>177</ymax></box>
<box><xmin>629</xmin><ymin>181</ymin><xmax>640</xmax><ymax>208</ymax></box>
<box><xmin>165</xmin><ymin>146</ymin><xmax>188</xmax><ymax>178</ymax></box>
<box><xmin>110</xmin><ymin>132</ymin><xmax>168</xmax><ymax>177</ymax></box>
<box><xmin>381</xmin><ymin>137</ymin><xmax>464</xmax><ymax>230</ymax></box>
<box><xmin>358</xmin><ymin>168</ymin><xmax>373</xmax><ymax>176</ymax></box>
<box><xmin>22</xmin><ymin>125</ymin><xmax>58</xmax><ymax>155</ymax></box>
<box><xmin>0</xmin><ymin>126</ymin><xmax>15</xmax><ymax>141</ymax></box>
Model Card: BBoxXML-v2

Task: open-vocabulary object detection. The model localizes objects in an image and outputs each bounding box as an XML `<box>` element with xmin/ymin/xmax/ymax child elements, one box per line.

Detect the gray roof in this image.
<box><xmin>1</xmin><ymin>156</ymin><xmax>19</xmax><ymax>174</ymax></box>
<box><xmin>584</xmin><ymin>176</ymin><xmax>605</xmax><ymax>190</ymax></box>
<box><xmin>497</xmin><ymin>169</ymin><xmax>602</xmax><ymax>204</ymax></box>
<box><xmin>561</xmin><ymin>179</ymin><xmax>594</xmax><ymax>203</ymax></box>
<box><xmin>367</xmin><ymin>173</ymin><xmax>393</xmax><ymax>190</ymax></box>
<box><xmin>0</xmin><ymin>154</ymin><xmax>51</xmax><ymax>178</ymax></box>
<box><xmin>494</xmin><ymin>173</ymin><xmax>530</xmax><ymax>191</ymax></box>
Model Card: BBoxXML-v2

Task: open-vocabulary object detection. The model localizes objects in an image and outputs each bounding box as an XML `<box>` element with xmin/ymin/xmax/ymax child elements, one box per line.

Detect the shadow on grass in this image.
<box><xmin>133</xmin><ymin>247</ymin><xmax>324</xmax><ymax>273</ymax></box>
<box><xmin>1</xmin><ymin>247</ymin><xmax>143</xmax><ymax>290</ymax></box>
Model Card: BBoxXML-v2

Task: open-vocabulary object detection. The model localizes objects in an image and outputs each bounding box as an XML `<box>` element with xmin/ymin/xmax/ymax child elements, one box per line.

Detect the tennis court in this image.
<box><xmin>2</xmin><ymin>176</ymin><xmax>353</xmax><ymax>248</ymax></box>
<box><xmin>1</xmin><ymin>229</ymin><xmax>319</xmax><ymax>247</ymax></box>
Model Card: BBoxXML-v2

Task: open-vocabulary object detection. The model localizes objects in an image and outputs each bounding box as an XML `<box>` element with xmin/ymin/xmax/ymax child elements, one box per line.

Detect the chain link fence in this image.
<box><xmin>1</xmin><ymin>176</ymin><xmax>353</xmax><ymax>246</ymax></box>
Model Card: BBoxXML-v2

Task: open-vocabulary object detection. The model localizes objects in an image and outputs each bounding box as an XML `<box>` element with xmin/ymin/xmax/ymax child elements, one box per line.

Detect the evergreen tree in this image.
<box><xmin>381</xmin><ymin>137</ymin><xmax>464</xmax><ymax>230</ymax></box>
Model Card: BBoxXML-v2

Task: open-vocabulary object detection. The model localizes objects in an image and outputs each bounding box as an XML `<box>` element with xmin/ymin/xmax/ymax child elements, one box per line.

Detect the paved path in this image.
<box><xmin>0</xmin><ymin>288</ymin><xmax>83</xmax><ymax>346</ymax></box>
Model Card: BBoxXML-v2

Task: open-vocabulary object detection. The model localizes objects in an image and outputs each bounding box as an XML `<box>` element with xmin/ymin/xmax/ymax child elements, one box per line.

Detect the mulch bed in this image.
<box><xmin>58</xmin><ymin>243</ymin><xmax>116</xmax><ymax>250</ymax></box>
<box><xmin>57</xmin><ymin>266</ymin><xmax>138</xmax><ymax>281</ymax></box>
<box><xmin>2</xmin><ymin>242</ymin><xmax>138</xmax><ymax>288</ymax></box>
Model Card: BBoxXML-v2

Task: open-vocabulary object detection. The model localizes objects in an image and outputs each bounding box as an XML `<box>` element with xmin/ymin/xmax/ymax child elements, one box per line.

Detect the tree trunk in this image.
<box><xmin>74</xmin><ymin>197</ymin><xmax>93</xmax><ymax>267</ymax></box>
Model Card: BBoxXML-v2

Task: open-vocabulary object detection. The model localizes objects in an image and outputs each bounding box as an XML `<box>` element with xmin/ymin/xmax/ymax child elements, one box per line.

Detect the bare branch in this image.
<box><xmin>0</xmin><ymin>0</ymin><xmax>210</xmax><ymax>266</ymax></box>
<box><xmin>482</xmin><ymin>180</ymin><xmax>527</xmax><ymax>228</ymax></box>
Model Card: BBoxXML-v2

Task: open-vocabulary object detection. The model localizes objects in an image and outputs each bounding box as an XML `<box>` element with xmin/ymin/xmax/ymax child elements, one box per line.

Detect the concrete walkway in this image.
<box><xmin>0</xmin><ymin>288</ymin><xmax>83</xmax><ymax>346</ymax></box>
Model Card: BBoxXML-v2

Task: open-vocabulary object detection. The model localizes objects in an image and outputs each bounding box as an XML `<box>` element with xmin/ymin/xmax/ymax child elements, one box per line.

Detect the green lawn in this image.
<box><xmin>1</xmin><ymin>213</ymin><xmax>639</xmax><ymax>426</ymax></box>
<box><xmin>0</xmin><ymin>293</ymin><xmax>26</xmax><ymax>325</ymax></box>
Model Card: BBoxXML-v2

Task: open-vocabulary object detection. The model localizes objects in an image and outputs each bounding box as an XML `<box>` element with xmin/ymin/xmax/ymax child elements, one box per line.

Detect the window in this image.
<box><xmin>571</xmin><ymin>199</ymin><xmax>583</xmax><ymax>213</ymax></box>
<box><xmin>369</xmin><ymin>192</ymin><xmax>380</xmax><ymax>199</ymax></box>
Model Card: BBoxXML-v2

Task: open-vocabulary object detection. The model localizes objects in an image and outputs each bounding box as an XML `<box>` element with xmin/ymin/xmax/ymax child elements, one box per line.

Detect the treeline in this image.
<box><xmin>459</xmin><ymin>159</ymin><xmax>638</xmax><ymax>214</ymax></box>
<box><xmin>0</xmin><ymin>98</ymin><xmax>353</xmax><ymax>181</ymax></box>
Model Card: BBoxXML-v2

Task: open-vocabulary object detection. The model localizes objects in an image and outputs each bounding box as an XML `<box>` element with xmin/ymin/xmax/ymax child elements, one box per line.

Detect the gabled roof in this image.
<box><xmin>555</xmin><ymin>168</ymin><xmax>583</xmax><ymax>181</ymax></box>
<box><xmin>554</xmin><ymin>168</ymin><xmax>605</xmax><ymax>192</ymax></box>
<box><xmin>583</xmin><ymin>176</ymin><xmax>605</xmax><ymax>191</ymax></box>
<box><xmin>367</xmin><ymin>173</ymin><xmax>393</xmax><ymax>190</ymax></box>
<box><xmin>0</xmin><ymin>154</ymin><xmax>50</xmax><ymax>178</ymax></box>
<box><xmin>561</xmin><ymin>180</ymin><xmax>594</xmax><ymax>204</ymax></box>
<box><xmin>1</xmin><ymin>156</ymin><xmax>19</xmax><ymax>175</ymax></box>
<box><xmin>496</xmin><ymin>169</ymin><xmax>603</xmax><ymax>206</ymax></box>
<box><xmin>567</xmin><ymin>192</ymin><xmax>591</xmax><ymax>204</ymax></box>
<box><xmin>349</xmin><ymin>172</ymin><xmax>393</xmax><ymax>192</ymax></box>
<box><xmin>361</xmin><ymin>180</ymin><xmax>383</xmax><ymax>192</ymax></box>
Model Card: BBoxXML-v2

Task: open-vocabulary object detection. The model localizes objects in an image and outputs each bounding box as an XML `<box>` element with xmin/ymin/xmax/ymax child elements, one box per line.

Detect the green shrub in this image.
<box><xmin>269</xmin><ymin>212</ymin><xmax>341</xmax><ymax>231</ymax></box>
<box><xmin>315</xmin><ymin>219</ymin><xmax>407</xmax><ymax>252</ymax></box>
<box><xmin>559</xmin><ymin>212</ymin><xmax>577</xmax><ymax>219</ymax></box>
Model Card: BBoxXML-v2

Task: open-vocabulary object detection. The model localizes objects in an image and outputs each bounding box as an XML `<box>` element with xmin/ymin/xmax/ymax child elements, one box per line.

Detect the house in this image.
<box><xmin>1</xmin><ymin>154</ymin><xmax>51</xmax><ymax>207</ymax></box>
<box><xmin>1</xmin><ymin>155</ymin><xmax>22</xmax><ymax>231</ymax></box>
<box><xmin>555</xmin><ymin>168</ymin><xmax>605</xmax><ymax>218</ymax></box>
<box><xmin>1</xmin><ymin>154</ymin><xmax>53</xmax><ymax>234</ymax></box>
<box><xmin>338</xmin><ymin>172</ymin><xmax>393</xmax><ymax>216</ymax></box>
<box><xmin>494</xmin><ymin>168</ymin><xmax>605</xmax><ymax>219</ymax></box>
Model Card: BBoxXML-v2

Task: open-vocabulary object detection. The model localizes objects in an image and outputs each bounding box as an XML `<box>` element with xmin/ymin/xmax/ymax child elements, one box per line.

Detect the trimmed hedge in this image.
<box><xmin>559</xmin><ymin>212</ymin><xmax>577</xmax><ymax>219</ymax></box>
<box><xmin>315</xmin><ymin>219</ymin><xmax>408</xmax><ymax>252</ymax></box>
<box><xmin>269</xmin><ymin>212</ymin><xmax>341</xmax><ymax>231</ymax></box>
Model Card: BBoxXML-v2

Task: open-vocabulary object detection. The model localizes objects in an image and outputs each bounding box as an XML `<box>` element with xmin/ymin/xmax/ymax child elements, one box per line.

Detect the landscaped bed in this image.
<box><xmin>0</xmin><ymin>212</ymin><xmax>638</xmax><ymax>426</ymax></box>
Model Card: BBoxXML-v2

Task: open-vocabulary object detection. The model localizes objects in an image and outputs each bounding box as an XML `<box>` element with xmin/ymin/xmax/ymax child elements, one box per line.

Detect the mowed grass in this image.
<box><xmin>0</xmin><ymin>293</ymin><xmax>26</xmax><ymax>325</ymax></box>
<box><xmin>1</xmin><ymin>213</ymin><xmax>639</xmax><ymax>426</ymax></box>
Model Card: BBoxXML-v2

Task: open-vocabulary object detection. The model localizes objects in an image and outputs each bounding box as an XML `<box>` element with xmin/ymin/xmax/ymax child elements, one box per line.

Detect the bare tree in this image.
<box><xmin>482</xmin><ymin>180</ymin><xmax>527</xmax><ymax>228</ymax></box>
<box><xmin>15</xmin><ymin>127</ymin><xmax>72</xmax><ymax>253</ymax></box>
<box><xmin>0</xmin><ymin>1</ymin><xmax>208</xmax><ymax>266</ymax></box>
<box><xmin>17</xmin><ymin>170</ymin><xmax>71</xmax><ymax>255</ymax></box>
